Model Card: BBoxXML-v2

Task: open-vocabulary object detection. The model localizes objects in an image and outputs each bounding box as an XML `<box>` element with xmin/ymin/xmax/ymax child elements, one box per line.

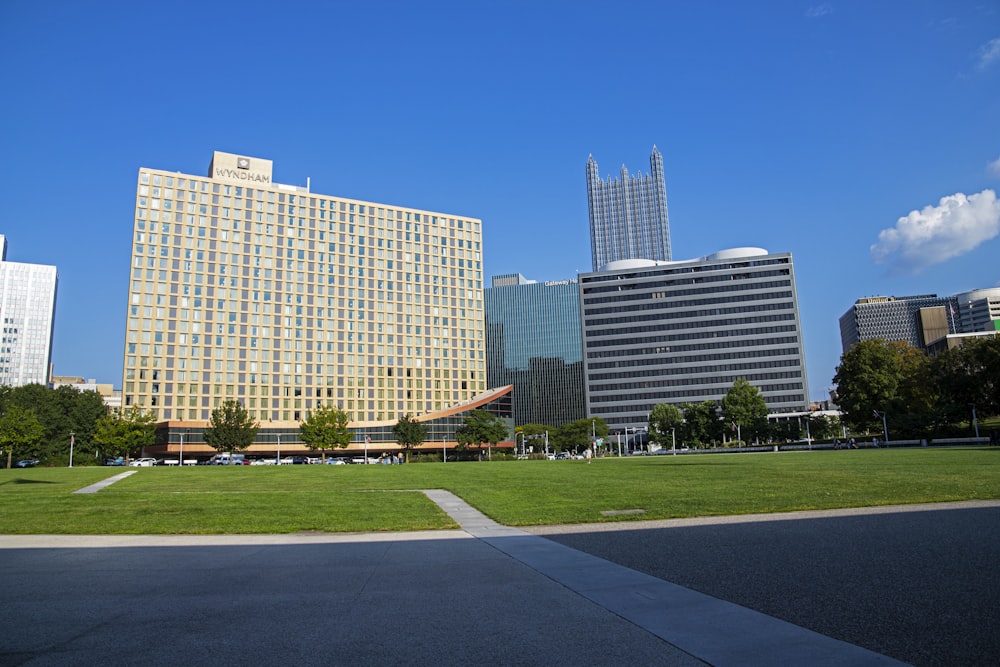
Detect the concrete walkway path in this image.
<box><xmin>423</xmin><ymin>489</ymin><xmax>904</xmax><ymax>667</ymax></box>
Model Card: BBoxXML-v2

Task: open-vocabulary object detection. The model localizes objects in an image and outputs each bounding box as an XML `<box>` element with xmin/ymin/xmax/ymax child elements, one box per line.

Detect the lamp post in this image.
<box><xmin>276</xmin><ymin>432</ymin><xmax>282</xmax><ymax>465</ymax></box>
<box><xmin>971</xmin><ymin>404</ymin><xmax>980</xmax><ymax>438</ymax></box>
<box><xmin>68</xmin><ymin>432</ymin><xmax>75</xmax><ymax>468</ymax></box>
<box><xmin>179</xmin><ymin>429</ymin><xmax>187</xmax><ymax>466</ymax></box>
<box><xmin>873</xmin><ymin>410</ymin><xmax>888</xmax><ymax>446</ymax></box>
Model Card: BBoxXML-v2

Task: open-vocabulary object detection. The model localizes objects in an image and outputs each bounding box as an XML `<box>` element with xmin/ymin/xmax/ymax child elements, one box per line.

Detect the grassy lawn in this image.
<box><xmin>1</xmin><ymin>448</ymin><xmax>997</xmax><ymax>534</ymax></box>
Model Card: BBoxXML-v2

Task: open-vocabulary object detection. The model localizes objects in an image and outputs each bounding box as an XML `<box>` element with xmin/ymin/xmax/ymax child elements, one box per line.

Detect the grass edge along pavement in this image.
<box><xmin>0</xmin><ymin>448</ymin><xmax>997</xmax><ymax>534</ymax></box>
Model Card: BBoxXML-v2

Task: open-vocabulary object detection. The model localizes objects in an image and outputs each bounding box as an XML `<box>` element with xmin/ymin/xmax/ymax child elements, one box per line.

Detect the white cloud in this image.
<box><xmin>978</xmin><ymin>37</ymin><xmax>1000</xmax><ymax>70</ymax></box>
<box><xmin>988</xmin><ymin>156</ymin><xmax>1000</xmax><ymax>177</ymax></box>
<box><xmin>806</xmin><ymin>4</ymin><xmax>833</xmax><ymax>19</ymax></box>
<box><xmin>870</xmin><ymin>189</ymin><xmax>1000</xmax><ymax>272</ymax></box>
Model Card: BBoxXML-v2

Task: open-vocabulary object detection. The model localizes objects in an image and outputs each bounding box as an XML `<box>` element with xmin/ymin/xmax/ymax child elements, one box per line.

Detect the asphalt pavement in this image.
<box><xmin>1</xmin><ymin>494</ymin><xmax>997</xmax><ymax>666</ymax></box>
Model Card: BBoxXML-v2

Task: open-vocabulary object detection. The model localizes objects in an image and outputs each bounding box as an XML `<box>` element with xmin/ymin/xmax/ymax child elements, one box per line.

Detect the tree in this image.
<box><xmin>0</xmin><ymin>384</ymin><xmax>107</xmax><ymax>464</ymax></box>
<box><xmin>933</xmin><ymin>336</ymin><xmax>1000</xmax><ymax>424</ymax></box>
<box><xmin>298</xmin><ymin>405</ymin><xmax>352</xmax><ymax>463</ymax></box>
<box><xmin>0</xmin><ymin>405</ymin><xmax>45</xmax><ymax>468</ymax></box>
<box><xmin>553</xmin><ymin>418</ymin><xmax>607</xmax><ymax>453</ymax></box>
<box><xmin>680</xmin><ymin>401</ymin><xmax>722</xmax><ymax>448</ymax></box>
<box><xmin>203</xmin><ymin>400</ymin><xmax>259</xmax><ymax>462</ymax></box>
<box><xmin>648</xmin><ymin>403</ymin><xmax>684</xmax><ymax>448</ymax></box>
<box><xmin>721</xmin><ymin>378</ymin><xmax>769</xmax><ymax>444</ymax></box>
<box><xmin>392</xmin><ymin>414</ymin><xmax>428</xmax><ymax>462</ymax></box>
<box><xmin>834</xmin><ymin>339</ymin><xmax>935</xmax><ymax>436</ymax></box>
<box><xmin>454</xmin><ymin>409</ymin><xmax>509</xmax><ymax>460</ymax></box>
<box><xmin>93</xmin><ymin>407</ymin><xmax>157</xmax><ymax>461</ymax></box>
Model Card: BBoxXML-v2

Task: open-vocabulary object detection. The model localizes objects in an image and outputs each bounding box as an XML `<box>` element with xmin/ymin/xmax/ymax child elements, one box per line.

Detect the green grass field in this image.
<box><xmin>1</xmin><ymin>448</ymin><xmax>998</xmax><ymax>534</ymax></box>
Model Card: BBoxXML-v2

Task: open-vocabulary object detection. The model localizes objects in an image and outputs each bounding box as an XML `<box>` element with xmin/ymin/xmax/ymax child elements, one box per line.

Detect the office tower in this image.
<box><xmin>579</xmin><ymin>250</ymin><xmax>809</xmax><ymax>433</ymax></box>
<box><xmin>838</xmin><ymin>294</ymin><xmax>959</xmax><ymax>351</ymax></box>
<box><xmin>954</xmin><ymin>288</ymin><xmax>1000</xmax><ymax>333</ymax></box>
<box><xmin>0</xmin><ymin>235</ymin><xmax>58</xmax><ymax>388</ymax></box>
<box><xmin>586</xmin><ymin>146</ymin><xmax>671</xmax><ymax>270</ymax></box>
<box><xmin>123</xmin><ymin>151</ymin><xmax>488</xmax><ymax>428</ymax></box>
<box><xmin>485</xmin><ymin>274</ymin><xmax>585</xmax><ymax>427</ymax></box>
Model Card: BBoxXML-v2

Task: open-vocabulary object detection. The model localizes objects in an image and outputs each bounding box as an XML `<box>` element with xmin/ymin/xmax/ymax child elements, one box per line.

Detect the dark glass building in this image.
<box><xmin>485</xmin><ymin>274</ymin><xmax>585</xmax><ymax>427</ymax></box>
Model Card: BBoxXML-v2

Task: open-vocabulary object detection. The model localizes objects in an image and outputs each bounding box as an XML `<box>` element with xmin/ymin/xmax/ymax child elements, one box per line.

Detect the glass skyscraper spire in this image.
<box><xmin>586</xmin><ymin>146</ymin><xmax>671</xmax><ymax>270</ymax></box>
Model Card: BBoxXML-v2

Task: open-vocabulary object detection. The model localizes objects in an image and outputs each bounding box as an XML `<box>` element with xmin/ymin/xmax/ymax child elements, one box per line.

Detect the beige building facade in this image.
<box><xmin>123</xmin><ymin>151</ymin><xmax>486</xmax><ymax>427</ymax></box>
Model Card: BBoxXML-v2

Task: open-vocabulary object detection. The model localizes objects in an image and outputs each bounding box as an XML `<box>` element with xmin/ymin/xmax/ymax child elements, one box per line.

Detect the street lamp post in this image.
<box><xmin>69</xmin><ymin>432</ymin><xmax>75</xmax><ymax>468</ymax></box>
<box><xmin>971</xmin><ymin>404</ymin><xmax>980</xmax><ymax>438</ymax></box>
<box><xmin>276</xmin><ymin>432</ymin><xmax>281</xmax><ymax>465</ymax></box>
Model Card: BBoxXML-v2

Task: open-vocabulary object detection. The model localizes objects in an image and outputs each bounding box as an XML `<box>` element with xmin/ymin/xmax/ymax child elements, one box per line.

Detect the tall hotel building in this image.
<box><xmin>586</xmin><ymin>147</ymin><xmax>671</xmax><ymax>270</ymax></box>
<box><xmin>485</xmin><ymin>274</ymin><xmax>585</xmax><ymax>427</ymax></box>
<box><xmin>579</xmin><ymin>249</ymin><xmax>809</xmax><ymax>433</ymax></box>
<box><xmin>123</xmin><ymin>151</ymin><xmax>489</xmax><ymax>430</ymax></box>
<box><xmin>0</xmin><ymin>235</ymin><xmax>58</xmax><ymax>388</ymax></box>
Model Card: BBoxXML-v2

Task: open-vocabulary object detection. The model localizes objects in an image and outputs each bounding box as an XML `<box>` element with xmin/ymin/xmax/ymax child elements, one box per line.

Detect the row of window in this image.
<box><xmin>590</xmin><ymin>372</ymin><xmax>803</xmax><ymax>395</ymax></box>
<box><xmin>582</xmin><ymin>272</ymin><xmax>792</xmax><ymax>300</ymax></box>
<box><xmin>588</xmin><ymin>357</ymin><xmax>802</xmax><ymax>382</ymax></box>
<box><xmin>587</xmin><ymin>337</ymin><xmax>800</xmax><ymax>360</ymax></box>
<box><xmin>588</xmin><ymin>348</ymin><xmax>802</xmax><ymax>373</ymax></box>
<box><xmin>585</xmin><ymin>323</ymin><xmax>799</xmax><ymax>348</ymax></box>
<box><xmin>584</xmin><ymin>289</ymin><xmax>794</xmax><ymax>318</ymax></box>
<box><xmin>584</xmin><ymin>303</ymin><xmax>796</xmax><ymax>330</ymax></box>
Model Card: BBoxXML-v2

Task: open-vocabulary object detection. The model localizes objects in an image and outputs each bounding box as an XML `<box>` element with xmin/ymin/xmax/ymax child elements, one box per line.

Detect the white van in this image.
<box><xmin>209</xmin><ymin>453</ymin><xmax>245</xmax><ymax>466</ymax></box>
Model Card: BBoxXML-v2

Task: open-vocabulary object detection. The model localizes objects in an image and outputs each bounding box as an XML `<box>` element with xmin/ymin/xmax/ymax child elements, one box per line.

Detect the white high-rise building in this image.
<box><xmin>579</xmin><ymin>248</ymin><xmax>809</xmax><ymax>433</ymax></box>
<box><xmin>0</xmin><ymin>234</ymin><xmax>58</xmax><ymax>387</ymax></box>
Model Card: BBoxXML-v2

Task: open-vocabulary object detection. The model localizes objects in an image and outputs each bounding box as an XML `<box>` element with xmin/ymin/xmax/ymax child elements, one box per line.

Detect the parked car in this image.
<box><xmin>325</xmin><ymin>458</ymin><xmax>348</xmax><ymax>465</ymax></box>
<box><xmin>15</xmin><ymin>459</ymin><xmax>40</xmax><ymax>468</ymax></box>
<box><xmin>129</xmin><ymin>457</ymin><xmax>157</xmax><ymax>467</ymax></box>
<box><xmin>209</xmin><ymin>453</ymin><xmax>245</xmax><ymax>465</ymax></box>
<box><xmin>250</xmin><ymin>458</ymin><xmax>276</xmax><ymax>465</ymax></box>
<box><xmin>105</xmin><ymin>457</ymin><xmax>126</xmax><ymax>466</ymax></box>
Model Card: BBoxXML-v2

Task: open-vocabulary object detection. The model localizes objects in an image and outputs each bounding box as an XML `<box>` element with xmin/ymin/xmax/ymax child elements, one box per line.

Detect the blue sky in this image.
<box><xmin>1</xmin><ymin>0</ymin><xmax>998</xmax><ymax>402</ymax></box>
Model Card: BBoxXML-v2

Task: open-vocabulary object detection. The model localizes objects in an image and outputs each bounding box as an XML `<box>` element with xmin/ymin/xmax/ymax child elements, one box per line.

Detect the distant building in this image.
<box><xmin>485</xmin><ymin>274</ymin><xmax>585</xmax><ymax>427</ymax></box>
<box><xmin>954</xmin><ymin>288</ymin><xmax>1000</xmax><ymax>333</ymax></box>
<box><xmin>839</xmin><ymin>288</ymin><xmax>1000</xmax><ymax>352</ymax></box>
<box><xmin>586</xmin><ymin>146</ymin><xmax>671</xmax><ymax>270</ymax></box>
<box><xmin>51</xmin><ymin>375</ymin><xmax>121</xmax><ymax>410</ymax></box>
<box><xmin>579</xmin><ymin>248</ymin><xmax>809</xmax><ymax>434</ymax></box>
<box><xmin>0</xmin><ymin>235</ymin><xmax>58</xmax><ymax>388</ymax></box>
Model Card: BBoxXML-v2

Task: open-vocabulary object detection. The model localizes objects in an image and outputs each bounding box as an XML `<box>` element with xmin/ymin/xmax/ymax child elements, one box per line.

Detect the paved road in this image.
<box><xmin>526</xmin><ymin>501</ymin><xmax>1000</xmax><ymax>667</ymax></box>
<box><xmin>1</xmin><ymin>499</ymin><xmax>996</xmax><ymax>666</ymax></box>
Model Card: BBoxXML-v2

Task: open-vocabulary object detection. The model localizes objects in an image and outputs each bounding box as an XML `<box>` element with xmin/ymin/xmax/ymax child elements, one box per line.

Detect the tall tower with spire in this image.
<box><xmin>586</xmin><ymin>146</ymin><xmax>671</xmax><ymax>270</ymax></box>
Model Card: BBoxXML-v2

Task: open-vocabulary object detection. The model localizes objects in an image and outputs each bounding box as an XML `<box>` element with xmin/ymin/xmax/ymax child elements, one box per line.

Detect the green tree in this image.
<box><xmin>0</xmin><ymin>405</ymin><xmax>45</xmax><ymax>468</ymax></box>
<box><xmin>933</xmin><ymin>336</ymin><xmax>1000</xmax><ymax>424</ymax></box>
<box><xmin>553</xmin><ymin>418</ymin><xmax>607</xmax><ymax>453</ymax></box>
<box><xmin>93</xmin><ymin>407</ymin><xmax>157</xmax><ymax>462</ymax></box>
<box><xmin>680</xmin><ymin>401</ymin><xmax>721</xmax><ymax>448</ymax></box>
<box><xmin>648</xmin><ymin>403</ymin><xmax>684</xmax><ymax>449</ymax></box>
<box><xmin>834</xmin><ymin>339</ymin><xmax>936</xmax><ymax>436</ymax></box>
<box><xmin>454</xmin><ymin>409</ymin><xmax>509</xmax><ymax>460</ymax></box>
<box><xmin>204</xmin><ymin>400</ymin><xmax>259</xmax><ymax>462</ymax></box>
<box><xmin>0</xmin><ymin>384</ymin><xmax>108</xmax><ymax>464</ymax></box>
<box><xmin>721</xmin><ymin>378</ymin><xmax>769</xmax><ymax>444</ymax></box>
<box><xmin>299</xmin><ymin>405</ymin><xmax>352</xmax><ymax>463</ymax></box>
<box><xmin>392</xmin><ymin>413</ymin><xmax>428</xmax><ymax>462</ymax></box>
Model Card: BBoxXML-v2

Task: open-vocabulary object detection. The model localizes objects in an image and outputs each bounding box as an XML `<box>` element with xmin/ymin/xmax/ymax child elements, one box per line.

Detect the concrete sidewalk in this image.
<box><xmin>0</xmin><ymin>490</ymin><xmax>910</xmax><ymax>666</ymax></box>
